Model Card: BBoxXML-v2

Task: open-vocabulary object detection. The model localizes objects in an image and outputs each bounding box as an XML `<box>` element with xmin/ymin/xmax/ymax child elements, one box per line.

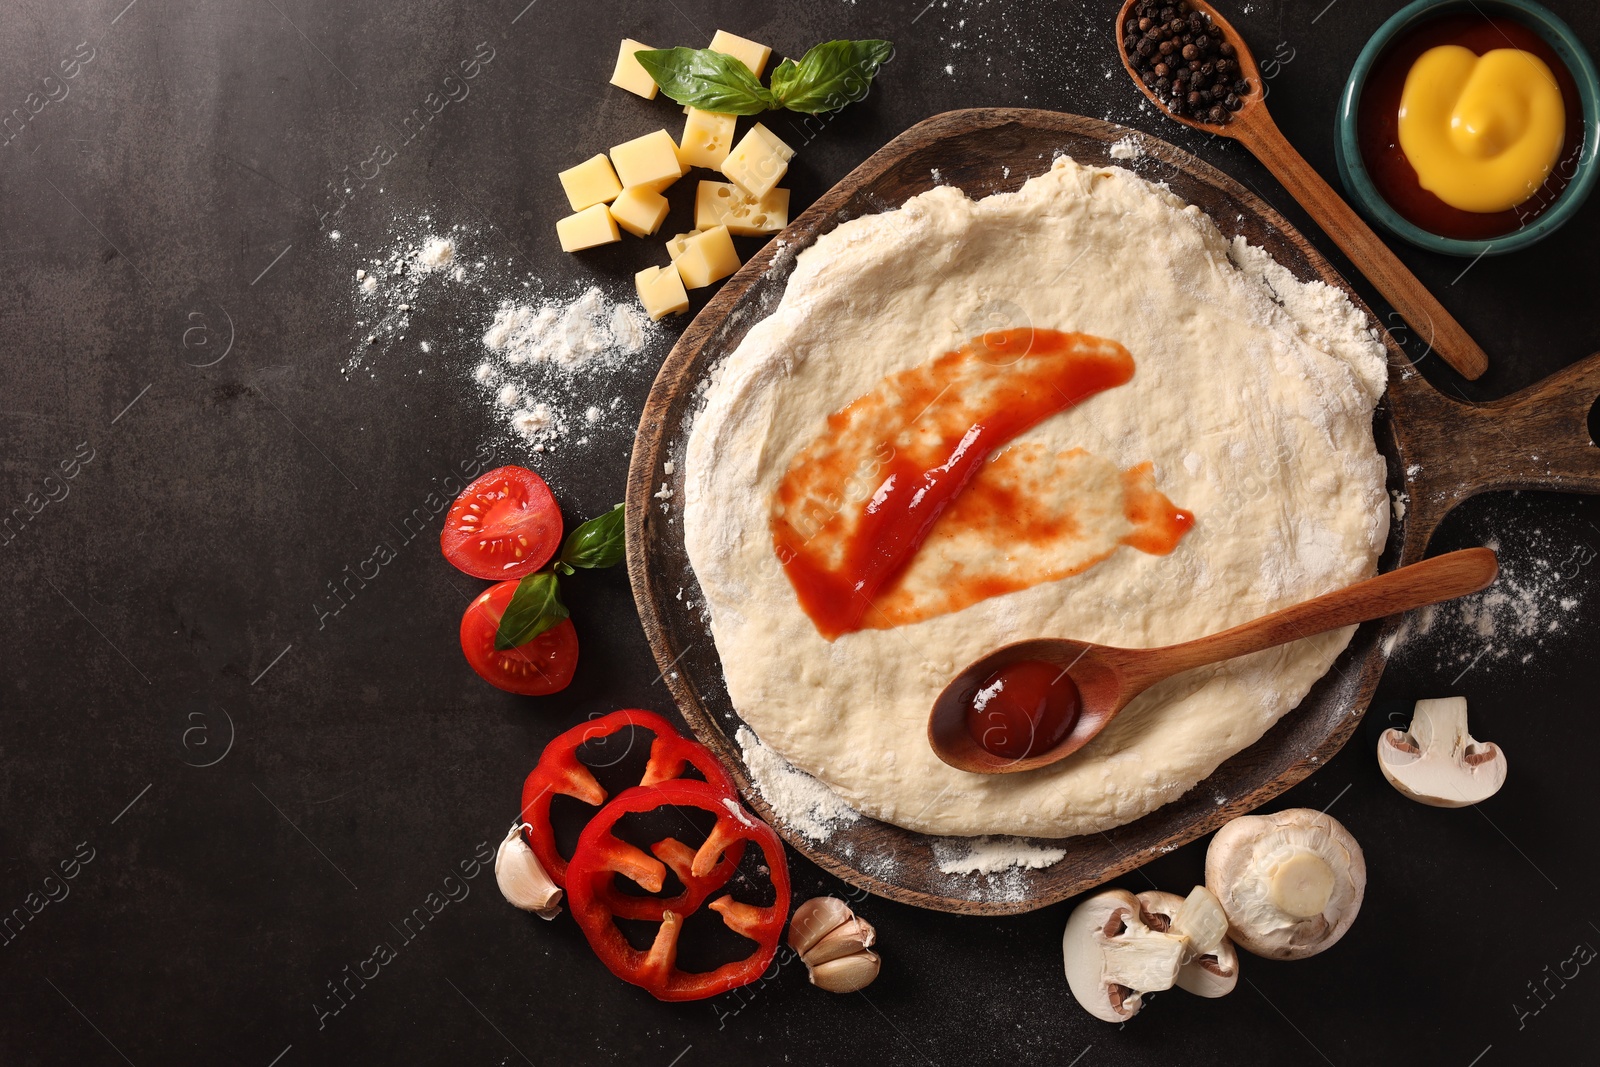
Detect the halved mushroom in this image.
<box><xmin>1378</xmin><ymin>697</ymin><xmax>1507</xmax><ymax>808</ymax></box>
<box><xmin>1063</xmin><ymin>889</ymin><xmax>1186</xmax><ymax>1022</ymax></box>
<box><xmin>1136</xmin><ymin>887</ymin><xmax>1241</xmax><ymax>998</ymax></box>
<box><xmin>1205</xmin><ymin>809</ymin><xmax>1366</xmax><ymax>961</ymax></box>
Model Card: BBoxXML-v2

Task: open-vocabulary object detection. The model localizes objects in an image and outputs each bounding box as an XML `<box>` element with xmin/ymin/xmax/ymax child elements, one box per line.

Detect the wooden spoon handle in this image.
<box><xmin>1142</xmin><ymin>548</ymin><xmax>1499</xmax><ymax>682</ymax></box>
<box><xmin>1234</xmin><ymin>115</ymin><xmax>1489</xmax><ymax>381</ymax></box>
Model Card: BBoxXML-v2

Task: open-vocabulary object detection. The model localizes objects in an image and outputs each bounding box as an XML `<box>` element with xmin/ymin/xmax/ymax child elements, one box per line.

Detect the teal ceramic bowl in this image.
<box><xmin>1334</xmin><ymin>0</ymin><xmax>1599</xmax><ymax>256</ymax></box>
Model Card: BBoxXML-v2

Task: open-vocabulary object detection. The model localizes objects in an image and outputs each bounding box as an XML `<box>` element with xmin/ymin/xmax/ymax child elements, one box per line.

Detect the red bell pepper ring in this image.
<box><xmin>566</xmin><ymin>779</ymin><xmax>791</xmax><ymax>1002</ymax></box>
<box><xmin>518</xmin><ymin>709</ymin><xmax>739</xmax><ymax>888</ymax></box>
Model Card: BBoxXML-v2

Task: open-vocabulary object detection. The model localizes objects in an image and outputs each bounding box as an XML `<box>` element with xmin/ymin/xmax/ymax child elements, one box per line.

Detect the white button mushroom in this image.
<box><xmin>1378</xmin><ymin>697</ymin><xmax>1507</xmax><ymax>807</ymax></box>
<box><xmin>494</xmin><ymin>823</ymin><xmax>562</xmax><ymax>919</ymax></box>
<box><xmin>1205</xmin><ymin>809</ymin><xmax>1366</xmax><ymax>961</ymax></box>
<box><xmin>1063</xmin><ymin>889</ymin><xmax>1185</xmax><ymax>1022</ymax></box>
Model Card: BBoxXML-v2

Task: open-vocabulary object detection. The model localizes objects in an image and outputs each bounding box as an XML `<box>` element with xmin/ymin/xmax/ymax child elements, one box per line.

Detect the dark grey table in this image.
<box><xmin>3</xmin><ymin>1</ymin><xmax>1597</xmax><ymax>1064</ymax></box>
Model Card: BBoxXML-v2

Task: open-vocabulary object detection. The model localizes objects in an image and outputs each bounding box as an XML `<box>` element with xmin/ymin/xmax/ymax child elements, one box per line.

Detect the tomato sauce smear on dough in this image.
<box><xmin>771</xmin><ymin>328</ymin><xmax>1193</xmax><ymax>640</ymax></box>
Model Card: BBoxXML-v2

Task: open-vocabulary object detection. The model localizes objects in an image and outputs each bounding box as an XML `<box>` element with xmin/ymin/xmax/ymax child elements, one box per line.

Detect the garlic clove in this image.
<box><xmin>802</xmin><ymin>915</ymin><xmax>877</xmax><ymax>966</ymax></box>
<box><xmin>788</xmin><ymin>896</ymin><xmax>854</xmax><ymax>957</ymax></box>
<box><xmin>495</xmin><ymin>823</ymin><xmax>562</xmax><ymax>919</ymax></box>
<box><xmin>809</xmin><ymin>949</ymin><xmax>880</xmax><ymax>993</ymax></box>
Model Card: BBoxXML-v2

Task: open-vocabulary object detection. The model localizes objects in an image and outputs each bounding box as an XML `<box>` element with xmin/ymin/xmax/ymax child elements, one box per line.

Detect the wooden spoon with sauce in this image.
<box><xmin>928</xmin><ymin>547</ymin><xmax>1498</xmax><ymax>774</ymax></box>
<box><xmin>1114</xmin><ymin>0</ymin><xmax>1490</xmax><ymax>381</ymax></box>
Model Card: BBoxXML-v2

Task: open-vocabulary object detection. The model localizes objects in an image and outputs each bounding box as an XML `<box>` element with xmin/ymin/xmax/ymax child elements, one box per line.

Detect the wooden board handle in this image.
<box><xmin>1389</xmin><ymin>350</ymin><xmax>1600</xmax><ymax>555</ymax></box>
<box><xmin>1236</xmin><ymin>114</ymin><xmax>1490</xmax><ymax>381</ymax></box>
<box><xmin>1144</xmin><ymin>548</ymin><xmax>1499</xmax><ymax>680</ymax></box>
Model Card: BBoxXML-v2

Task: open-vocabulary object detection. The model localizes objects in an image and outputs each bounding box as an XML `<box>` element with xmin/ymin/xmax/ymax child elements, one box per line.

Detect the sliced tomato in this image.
<box><xmin>460</xmin><ymin>581</ymin><xmax>578</xmax><ymax>695</ymax></box>
<box><xmin>441</xmin><ymin>466</ymin><xmax>563</xmax><ymax>580</ymax></box>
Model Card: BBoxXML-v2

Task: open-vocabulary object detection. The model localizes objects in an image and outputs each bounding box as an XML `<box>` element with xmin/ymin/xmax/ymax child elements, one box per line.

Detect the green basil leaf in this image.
<box><xmin>494</xmin><ymin>571</ymin><xmax>568</xmax><ymax>651</ymax></box>
<box><xmin>769</xmin><ymin>39</ymin><xmax>894</xmax><ymax>114</ymax></box>
<box><xmin>634</xmin><ymin>48</ymin><xmax>777</xmax><ymax>115</ymax></box>
<box><xmin>559</xmin><ymin>503</ymin><xmax>626</xmax><ymax>571</ymax></box>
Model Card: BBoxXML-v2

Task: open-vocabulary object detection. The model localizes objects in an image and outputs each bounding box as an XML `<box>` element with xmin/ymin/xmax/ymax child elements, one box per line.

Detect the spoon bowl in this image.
<box><xmin>929</xmin><ymin>548</ymin><xmax>1499</xmax><ymax>774</ymax></box>
<box><xmin>1114</xmin><ymin>0</ymin><xmax>1266</xmax><ymax>133</ymax></box>
<box><xmin>1113</xmin><ymin>0</ymin><xmax>1490</xmax><ymax>380</ymax></box>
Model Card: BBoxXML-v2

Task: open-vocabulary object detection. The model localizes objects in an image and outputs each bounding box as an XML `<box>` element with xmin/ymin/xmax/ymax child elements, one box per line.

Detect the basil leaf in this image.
<box><xmin>769</xmin><ymin>39</ymin><xmax>894</xmax><ymax>113</ymax></box>
<box><xmin>559</xmin><ymin>503</ymin><xmax>626</xmax><ymax>571</ymax></box>
<box><xmin>494</xmin><ymin>572</ymin><xmax>568</xmax><ymax>651</ymax></box>
<box><xmin>634</xmin><ymin>48</ymin><xmax>777</xmax><ymax>115</ymax></box>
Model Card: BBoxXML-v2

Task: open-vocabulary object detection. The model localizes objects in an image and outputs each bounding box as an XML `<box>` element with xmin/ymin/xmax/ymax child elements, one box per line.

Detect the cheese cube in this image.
<box><xmin>695</xmin><ymin>181</ymin><xmax>790</xmax><ymax>236</ymax></box>
<box><xmin>636</xmin><ymin>264</ymin><xmax>690</xmax><ymax>320</ymax></box>
<box><xmin>608</xmin><ymin>186</ymin><xmax>671</xmax><ymax>237</ymax></box>
<box><xmin>709</xmin><ymin>30</ymin><xmax>771</xmax><ymax>77</ymax></box>
<box><xmin>611</xmin><ymin>130</ymin><xmax>686</xmax><ymax>193</ymax></box>
<box><xmin>610</xmin><ymin>39</ymin><xmax>658</xmax><ymax>99</ymax></box>
<box><xmin>556</xmin><ymin>203</ymin><xmax>621</xmax><ymax>252</ymax></box>
<box><xmin>676</xmin><ymin>225</ymin><xmax>740</xmax><ymax>288</ymax></box>
<box><xmin>721</xmin><ymin>123</ymin><xmax>794</xmax><ymax>198</ymax></box>
<box><xmin>678</xmin><ymin>109</ymin><xmax>738</xmax><ymax>169</ymax></box>
<box><xmin>558</xmin><ymin>153</ymin><xmax>623</xmax><ymax>212</ymax></box>
<box><xmin>666</xmin><ymin>230</ymin><xmax>702</xmax><ymax>261</ymax></box>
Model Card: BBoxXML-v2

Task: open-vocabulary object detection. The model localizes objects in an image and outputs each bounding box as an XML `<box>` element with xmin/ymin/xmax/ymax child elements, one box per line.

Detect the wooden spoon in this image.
<box><xmin>928</xmin><ymin>548</ymin><xmax>1498</xmax><ymax>774</ymax></box>
<box><xmin>1114</xmin><ymin>0</ymin><xmax>1489</xmax><ymax>381</ymax></box>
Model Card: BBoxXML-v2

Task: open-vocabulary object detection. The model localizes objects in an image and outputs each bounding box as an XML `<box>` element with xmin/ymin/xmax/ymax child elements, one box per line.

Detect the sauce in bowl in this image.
<box><xmin>1357</xmin><ymin>12</ymin><xmax>1585</xmax><ymax>240</ymax></box>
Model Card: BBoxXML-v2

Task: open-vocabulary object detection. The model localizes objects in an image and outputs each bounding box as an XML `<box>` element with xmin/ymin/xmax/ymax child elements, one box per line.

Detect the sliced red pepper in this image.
<box><xmin>518</xmin><ymin>709</ymin><xmax>738</xmax><ymax>888</ymax></box>
<box><xmin>566</xmin><ymin>780</ymin><xmax>791</xmax><ymax>1002</ymax></box>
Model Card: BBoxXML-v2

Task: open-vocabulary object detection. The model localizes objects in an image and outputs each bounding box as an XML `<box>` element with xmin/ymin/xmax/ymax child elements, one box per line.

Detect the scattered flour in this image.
<box><xmin>737</xmin><ymin>727</ymin><xmax>860</xmax><ymax>843</ymax></box>
<box><xmin>415</xmin><ymin>235</ymin><xmax>456</xmax><ymax>271</ymax></box>
<box><xmin>931</xmin><ymin>836</ymin><xmax>1067</xmax><ymax>875</ymax></box>
<box><xmin>1109</xmin><ymin>135</ymin><xmax>1145</xmax><ymax>160</ymax></box>
<box><xmin>476</xmin><ymin>287</ymin><xmax>654</xmax><ymax>446</ymax></box>
<box><xmin>481</xmin><ymin>287</ymin><xmax>648</xmax><ymax>369</ymax></box>
<box><xmin>1384</xmin><ymin>528</ymin><xmax>1588</xmax><ymax>668</ymax></box>
<box><xmin>341</xmin><ymin>219</ymin><xmax>663</xmax><ymax>468</ymax></box>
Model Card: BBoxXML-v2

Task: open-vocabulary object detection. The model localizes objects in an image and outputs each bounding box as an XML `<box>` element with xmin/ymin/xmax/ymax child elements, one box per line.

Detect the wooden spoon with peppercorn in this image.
<box><xmin>1115</xmin><ymin>0</ymin><xmax>1489</xmax><ymax>381</ymax></box>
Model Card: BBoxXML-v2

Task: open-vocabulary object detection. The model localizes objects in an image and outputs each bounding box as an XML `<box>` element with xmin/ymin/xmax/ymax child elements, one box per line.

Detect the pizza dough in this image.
<box><xmin>683</xmin><ymin>157</ymin><xmax>1388</xmax><ymax>839</ymax></box>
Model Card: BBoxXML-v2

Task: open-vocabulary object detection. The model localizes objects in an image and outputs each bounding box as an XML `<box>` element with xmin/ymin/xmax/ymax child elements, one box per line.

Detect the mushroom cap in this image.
<box><xmin>1062</xmin><ymin>889</ymin><xmax>1149</xmax><ymax>1023</ymax></box>
<box><xmin>1205</xmin><ymin>808</ymin><xmax>1366</xmax><ymax>961</ymax></box>
<box><xmin>1378</xmin><ymin>697</ymin><xmax>1507</xmax><ymax>808</ymax></box>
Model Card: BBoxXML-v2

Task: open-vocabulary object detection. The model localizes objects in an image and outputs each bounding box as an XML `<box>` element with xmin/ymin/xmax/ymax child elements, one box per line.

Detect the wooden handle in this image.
<box><xmin>1145</xmin><ymin>548</ymin><xmax>1499</xmax><ymax>680</ymax></box>
<box><xmin>1235</xmin><ymin>114</ymin><xmax>1489</xmax><ymax>381</ymax></box>
<box><xmin>1387</xmin><ymin>351</ymin><xmax>1600</xmax><ymax>556</ymax></box>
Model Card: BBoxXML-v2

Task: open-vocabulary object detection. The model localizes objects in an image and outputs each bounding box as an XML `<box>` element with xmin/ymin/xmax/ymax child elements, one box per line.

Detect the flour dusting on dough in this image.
<box><xmin>738</xmin><ymin>727</ymin><xmax>861</xmax><ymax>842</ymax></box>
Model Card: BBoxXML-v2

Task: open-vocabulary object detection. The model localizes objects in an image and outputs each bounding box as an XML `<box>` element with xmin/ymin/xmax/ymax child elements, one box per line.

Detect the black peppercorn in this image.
<box><xmin>1226</xmin><ymin>93</ymin><xmax>1241</xmax><ymax>109</ymax></box>
<box><xmin>1154</xmin><ymin>62</ymin><xmax>1169</xmax><ymax>77</ymax></box>
<box><xmin>1209</xmin><ymin>105</ymin><xmax>1226</xmax><ymax>123</ymax></box>
<box><xmin>1139</xmin><ymin>16</ymin><xmax>1153</xmax><ymax>30</ymax></box>
<box><xmin>1216</xmin><ymin>58</ymin><xmax>1233</xmax><ymax>74</ymax></box>
<box><xmin>1234</xmin><ymin>78</ymin><xmax>1250</xmax><ymax>94</ymax></box>
<box><xmin>1220</xmin><ymin>41</ymin><xmax>1235</xmax><ymax>57</ymax></box>
<box><xmin>1138</xmin><ymin>38</ymin><xmax>1156</xmax><ymax>57</ymax></box>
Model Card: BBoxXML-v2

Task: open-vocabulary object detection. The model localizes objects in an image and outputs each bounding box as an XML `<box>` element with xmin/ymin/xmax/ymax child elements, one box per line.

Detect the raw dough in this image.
<box><xmin>683</xmin><ymin>158</ymin><xmax>1388</xmax><ymax>838</ymax></box>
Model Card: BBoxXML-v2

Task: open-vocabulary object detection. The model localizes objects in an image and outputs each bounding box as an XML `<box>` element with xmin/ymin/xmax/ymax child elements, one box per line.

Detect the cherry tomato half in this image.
<box><xmin>460</xmin><ymin>581</ymin><xmax>579</xmax><ymax>695</ymax></box>
<box><xmin>441</xmin><ymin>466</ymin><xmax>563</xmax><ymax>580</ymax></box>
